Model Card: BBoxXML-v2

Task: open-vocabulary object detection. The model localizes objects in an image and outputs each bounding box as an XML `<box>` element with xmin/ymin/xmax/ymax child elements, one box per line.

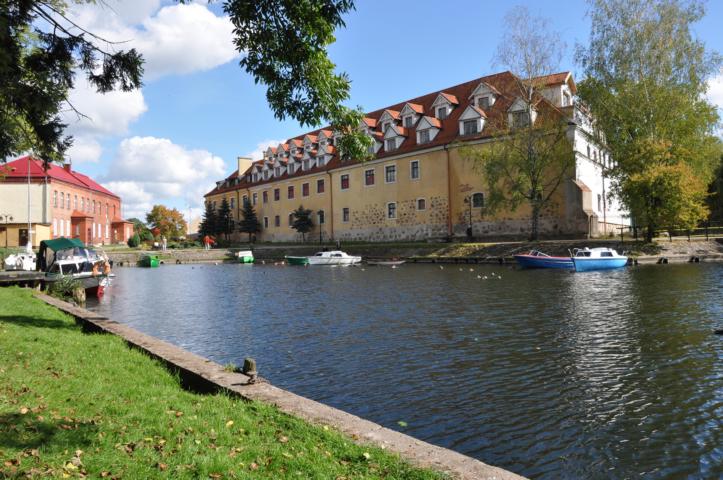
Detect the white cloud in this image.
<box><xmin>245</xmin><ymin>139</ymin><xmax>288</xmax><ymax>161</ymax></box>
<box><xmin>66</xmin><ymin>137</ymin><xmax>102</xmax><ymax>164</ymax></box>
<box><xmin>708</xmin><ymin>70</ymin><xmax>723</xmax><ymax>137</ymax></box>
<box><xmin>102</xmin><ymin>136</ymin><xmax>227</xmax><ymax>218</ymax></box>
<box><xmin>68</xmin><ymin>2</ymin><xmax>238</xmax><ymax>81</ymax></box>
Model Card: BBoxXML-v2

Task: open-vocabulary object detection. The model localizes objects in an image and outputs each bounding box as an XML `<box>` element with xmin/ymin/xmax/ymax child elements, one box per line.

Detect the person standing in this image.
<box><xmin>161</xmin><ymin>235</ymin><xmax>167</xmax><ymax>252</ymax></box>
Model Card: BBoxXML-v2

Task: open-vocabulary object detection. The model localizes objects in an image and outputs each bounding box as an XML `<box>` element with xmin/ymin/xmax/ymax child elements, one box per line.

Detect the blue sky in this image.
<box><xmin>60</xmin><ymin>0</ymin><xmax>723</xmax><ymax>221</ymax></box>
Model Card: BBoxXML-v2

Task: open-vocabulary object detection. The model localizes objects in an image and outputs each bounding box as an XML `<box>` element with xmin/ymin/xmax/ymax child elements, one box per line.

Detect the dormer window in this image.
<box><xmin>274</xmin><ymin>166</ymin><xmax>282</xmax><ymax>176</ymax></box>
<box><xmin>563</xmin><ymin>92</ymin><xmax>572</xmax><ymax>107</ymax></box>
<box><xmin>382</xmin><ymin>121</ymin><xmax>391</xmax><ymax>132</ymax></box>
<box><xmin>477</xmin><ymin>96</ymin><xmax>490</xmax><ymax>110</ymax></box>
<box><xmin>403</xmin><ymin>116</ymin><xmax>414</xmax><ymax>128</ymax></box>
<box><xmin>418</xmin><ymin>129</ymin><xmax>430</xmax><ymax>144</ymax></box>
<box><xmin>303</xmin><ymin>159</ymin><xmax>310</xmax><ymax>170</ymax></box>
<box><xmin>463</xmin><ymin>120</ymin><xmax>478</xmax><ymax>135</ymax></box>
<box><xmin>436</xmin><ymin>107</ymin><xmax>448</xmax><ymax>120</ymax></box>
<box><xmin>386</xmin><ymin>138</ymin><xmax>397</xmax><ymax>151</ymax></box>
<box><xmin>511</xmin><ymin>111</ymin><xmax>530</xmax><ymax>128</ymax></box>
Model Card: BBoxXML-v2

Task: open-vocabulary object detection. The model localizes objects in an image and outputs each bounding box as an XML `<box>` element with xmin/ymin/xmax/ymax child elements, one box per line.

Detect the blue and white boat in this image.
<box><xmin>571</xmin><ymin>247</ymin><xmax>628</xmax><ymax>272</ymax></box>
<box><xmin>514</xmin><ymin>250</ymin><xmax>573</xmax><ymax>269</ymax></box>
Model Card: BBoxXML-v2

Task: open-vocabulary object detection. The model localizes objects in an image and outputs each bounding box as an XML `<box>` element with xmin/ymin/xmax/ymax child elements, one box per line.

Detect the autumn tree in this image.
<box><xmin>577</xmin><ymin>0</ymin><xmax>721</xmax><ymax>241</ymax></box>
<box><xmin>705</xmin><ymin>142</ymin><xmax>723</xmax><ymax>223</ymax></box>
<box><xmin>291</xmin><ymin>205</ymin><xmax>313</xmax><ymax>242</ymax></box>
<box><xmin>461</xmin><ymin>6</ymin><xmax>574</xmax><ymax>240</ymax></box>
<box><xmin>145</xmin><ymin>205</ymin><xmax>187</xmax><ymax>240</ymax></box>
<box><xmin>238</xmin><ymin>199</ymin><xmax>261</xmax><ymax>242</ymax></box>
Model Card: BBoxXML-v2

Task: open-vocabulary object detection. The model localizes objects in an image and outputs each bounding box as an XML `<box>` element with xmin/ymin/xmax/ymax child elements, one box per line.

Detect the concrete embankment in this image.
<box><xmin>35</xmin><ymin>292</ymin><xmax>525</xmax><ymax>480</ymax></box>
<box><xmin>107</xmin><ymin>238</ymin><xmax>723</xmax><ymax>266</ymax></box>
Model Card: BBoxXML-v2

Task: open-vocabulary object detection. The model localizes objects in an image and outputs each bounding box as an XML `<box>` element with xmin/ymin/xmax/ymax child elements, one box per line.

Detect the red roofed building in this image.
<box><xmin>0</xmin><ymin>156</ymin><xmax>133</xmax><ymax>247</ymax></box>
<box><xmin>205</xmin><ymin>70</ymin><xmax>630</xmax><ymax>242</ymax></box>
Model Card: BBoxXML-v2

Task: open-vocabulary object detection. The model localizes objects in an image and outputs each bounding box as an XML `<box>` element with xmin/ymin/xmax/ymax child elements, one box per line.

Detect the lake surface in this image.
<box><xmin>88</xmin><ymin>262</ymin><xmax>723</xmax><ymax>479</ymax></box>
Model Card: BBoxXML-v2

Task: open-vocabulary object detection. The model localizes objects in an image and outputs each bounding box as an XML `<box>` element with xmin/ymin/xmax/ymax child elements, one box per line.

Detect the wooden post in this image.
<box><xmin>242</xmin><ymin>357</ymin><xmax>257</xmax><ymax>384</ymax></box>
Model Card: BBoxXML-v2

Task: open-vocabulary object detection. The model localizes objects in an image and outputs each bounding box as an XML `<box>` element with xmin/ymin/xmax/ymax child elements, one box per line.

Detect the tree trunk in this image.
<box><xmin>645</xmin><ymin>223</ymin><xmax>654</xmax><ymax>243</ymax></box>
<box><xmin>530</xmin><ymin>204</ymin><xmax>540</xmax><ymax>241</ymax></box>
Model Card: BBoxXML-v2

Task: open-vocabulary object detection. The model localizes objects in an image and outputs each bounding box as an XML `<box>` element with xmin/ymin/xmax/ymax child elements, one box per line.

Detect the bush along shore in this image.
<box><xmin>0</xmin><ymin>287</ymin><xmax>443</xmax><ymax>479</ymax></box>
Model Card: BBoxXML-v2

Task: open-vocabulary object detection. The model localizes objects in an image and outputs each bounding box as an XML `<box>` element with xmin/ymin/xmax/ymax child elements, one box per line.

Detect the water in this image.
<box><xmin>88</xmin><ymin>262</ymin><xmax>723</xmax><ymax>479</ymax></box>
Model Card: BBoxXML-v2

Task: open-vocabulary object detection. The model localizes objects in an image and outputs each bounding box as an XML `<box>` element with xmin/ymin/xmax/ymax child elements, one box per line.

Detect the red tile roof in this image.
<box><xmin>2</xmin><ymin>156</ymin><xmax>119</xmax><ymax>198</ymax></box>
<box><xmin>405</xmin><ymin>103</ymin><xmax>424</xmax><ymax>114</ymax></box>
<box><xmin>207</xmin><ymin>70</ymin><xmax>573</xmax><ymax>196</ymax></box>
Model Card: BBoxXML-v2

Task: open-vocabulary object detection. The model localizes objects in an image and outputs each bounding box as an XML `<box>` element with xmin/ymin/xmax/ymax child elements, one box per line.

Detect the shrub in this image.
<box><xmin>47</xmin><ymin>276</ymin><xmax>84</xmax><ymax>303</ymax></box>
<box><xmin>127</xmin><ymin>233</ymin><xmax>140</xmax><ymax>248</ymax></box>
<box><xmin>141</xmin><ymin>230</ymin><xmax>154</xmax><ymax>243</ymax></box>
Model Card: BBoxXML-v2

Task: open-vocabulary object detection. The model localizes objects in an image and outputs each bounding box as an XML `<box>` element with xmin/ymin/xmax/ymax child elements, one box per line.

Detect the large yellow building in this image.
<box><xmin>205</xmin><ymin>71</ymin><xmax>629</xmax><ymax>242</ymax></box>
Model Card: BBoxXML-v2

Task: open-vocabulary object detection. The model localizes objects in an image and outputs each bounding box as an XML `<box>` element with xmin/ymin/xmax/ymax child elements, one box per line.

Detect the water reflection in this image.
<box><xmin>88</xmin><ymin>263</ymin><xmax>723</xmax><ymax>479</ymax></box>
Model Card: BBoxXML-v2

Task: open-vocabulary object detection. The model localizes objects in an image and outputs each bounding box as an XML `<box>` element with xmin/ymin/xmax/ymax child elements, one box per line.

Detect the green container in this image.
<box><xmin>138</xmin><ymin>254</ymin><xmax>160</xmax><ymax>268</ymax></box>
<box><xmin>285</xmin><ymin>256</ymin><xmax>309</xmax><ymax>266</ymax></box>
<box><xmin>238</xmin><ymin>255</ymin><xmax>254</xmax><ymax>264</ymax></box>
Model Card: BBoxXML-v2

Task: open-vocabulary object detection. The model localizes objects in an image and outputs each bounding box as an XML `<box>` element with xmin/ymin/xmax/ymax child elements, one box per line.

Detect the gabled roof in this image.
<box><xmin>400</xmin><ymin>103</ymin><xmax>424</xmax><ymax>116</ymax></box>
<box><xmin>458</xmin><ymin>105</ymin><xmax>487</xmax><ymax>120</ymax></box>
<box><xmin>384</xmin><ymin>125</ymin><xmax>408</xmax><ymax>139</ymax></box>
<box><xmin>1</xmin><ymin>156</ymin><xmax>119</xmax><ymax>198</ymax></box>
<box><xmin>205</xmin><ymin>70</ymin><xmax>576</xmax><ymax>197</ymax></box>
<box><xmin>417</xmin><ymin>116</ymin><xmax>442</xmax><ymax>129</ymax></box>
<box><xmin>469</xmin><ymin>81</ymin><xmax>501</xmax><ymax>98</ymax></box>
<box><xmin>532</xmin><ymin>71</ymin><xmax>576</xmax><ymax>93</ymax></box>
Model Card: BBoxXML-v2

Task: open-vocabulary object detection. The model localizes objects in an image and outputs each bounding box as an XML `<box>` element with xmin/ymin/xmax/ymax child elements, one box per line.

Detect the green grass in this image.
<box><xmin>0</xmin><ymin>287</ymin><xmax>443</xmax><ymax>479</ymax></box>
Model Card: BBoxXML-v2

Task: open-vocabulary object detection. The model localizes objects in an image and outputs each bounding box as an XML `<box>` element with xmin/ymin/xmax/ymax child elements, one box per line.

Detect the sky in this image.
<box><xmin>53</xmin><ymin>0</ymin><xmax>723</xmax><ymax>221</ymax></box>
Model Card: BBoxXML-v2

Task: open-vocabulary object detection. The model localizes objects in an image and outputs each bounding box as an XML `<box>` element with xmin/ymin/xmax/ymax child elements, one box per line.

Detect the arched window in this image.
<box><xmin>471</xmin><ymin>192</ymin><xmax>485</xmax><ymax>208</ymax></box>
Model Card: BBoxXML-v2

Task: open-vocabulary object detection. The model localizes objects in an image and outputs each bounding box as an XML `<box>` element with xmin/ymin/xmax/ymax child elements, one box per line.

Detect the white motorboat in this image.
<box><xmin>306</xmin><ymin>250</ymin><xmax>362</xmax><ymax>265</ymax></box>
<box><xmin>3</xmin><ymin>244</ymin><xmax>36</xmax><ymax>271</ymax></box>
<box><xmin>38</xmin><ymin>238</ymin><xmax>113</xmax><ymax>297</ymax></box>
<box><xmin>571</xmin><ymin>247</ymin><xmax>628</xmax><ymax>272</ymax></box>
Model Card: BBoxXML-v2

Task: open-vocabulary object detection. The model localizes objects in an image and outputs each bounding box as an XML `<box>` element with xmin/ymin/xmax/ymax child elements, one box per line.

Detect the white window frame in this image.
<box><xmin>436</xmin><ymin>106</ymin><xmax>448</xmax><ymax>119</ymax></box>
<box><xmin>340</xmin><ymin>174</ymin><xmax>350</xmax><ymax>190</ymax></box>
<box><xmin>364</xmin><ymin>168</ymin><xmax>375</xmax><ymax>187</ymax></box>
<box><xmin>385</xmin><ymin>164</ymin><xmax>397</xmax><ymax>184</ymax></box>
<box><xmin>385</xmin><ymin>138</ymin><xmax>396</xmax><ymax>152</ymax></box>
<box><xmin>410</xmin><ymin>160</ymin><xmax>420</xmax><ymax>180</ymax></box>
<box><xmin>418</xmin><ymin>129</ymin><xmax>430</xmax><ymax>144</ymax></box>
<box><xmin>387</xmin><ymin>202</ymin><xmax>397</xmax><ymax>220</ymax></box>
<box><xmin>302</xmin><ymin>182</ymin><xmax>310</xmax><ymax>197</ymax></box>
<box><xmin>342</xmin><ymin>207</ymin><xmax>350</xmax><ymax>223</ymax></box>
<box><xmin>416</xmin><ymin>198</ymin><xmax>426</xmax><ymax>211</ymax></box>
<box><xmin>263</xmin><ymin>216</ymin><xmax>269</xmax><ymax>228</ymax></box>
<box><xmin>403</xmin><ymin>115</ymin><xmax>414</xmax><ymax>128</ymax></box>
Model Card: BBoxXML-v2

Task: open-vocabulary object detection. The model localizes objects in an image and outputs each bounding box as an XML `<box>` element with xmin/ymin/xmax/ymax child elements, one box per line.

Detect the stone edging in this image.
<box><xmin>34</xmin><ymin>292</ymin><xmax>526</xmax><ymax>480</ymax></box>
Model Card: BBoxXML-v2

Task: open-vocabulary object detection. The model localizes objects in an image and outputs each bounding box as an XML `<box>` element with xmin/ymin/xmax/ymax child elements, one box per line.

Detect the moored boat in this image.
<box><xmin>285</xmin><ymin>255</ymin><xmax>309</xmax><ymax>266</ymax></box>
<box><xmin>571</xmin><ymin>247</ymin><xmax>628</xmax><ymax>272</ymax></box>
<box><xmin>37</xmin><ymin>238</ymin><xmax>112</xmax><ymax>298</ymax></box>
<box><xmin>367</xmin><ymin>259</ymin><xmax>406</xmax><ymax>266</ymax></box>
<box><xmin>138</xmin><ymin>253</ymin><xmax>160</xmax><ymax>268</ymax></box>
<box><xmin>514</xmin><ymin>250</ymin><xmax>573</xmax><ymax>269</ymax></box>
<box><xmin>3</xmin><ymin>245</ymin><xmax>36</xmax><ymax>271</ymax></box>
<box><xmin>307</xmin><ymin>250</ymin><xmax>361</xmax><ymax>265</ymax></box>
<box><xmin>236</xmin><ymin>250</ymin><xmax>254</xmax><ymax>263</ymax></box>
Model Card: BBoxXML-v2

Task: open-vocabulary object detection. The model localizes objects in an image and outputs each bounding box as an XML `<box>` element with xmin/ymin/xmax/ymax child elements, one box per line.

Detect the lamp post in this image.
<box><xmin>1</xmin><ymin>213</ymin><xmax>14</xmax><ymax>249</ymax></box>
<box><xmin>317</xmin><ymin>210</ymin><xmax>323</xmax><ymax>244</ymax></box>
<box><xmin>463</xmin><ymin>196</ymin><xmax>473</xmax><ymax>240</ymax></box>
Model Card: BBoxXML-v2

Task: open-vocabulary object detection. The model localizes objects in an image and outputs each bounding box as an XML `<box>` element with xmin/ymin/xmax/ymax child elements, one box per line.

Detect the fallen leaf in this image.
<box><xmin>100</xmin><ymin>472</ymin><xmax>110</xmax><ymax>477</ymax></box>
<box><xmin>362</xmin><ymin>452</ymin><xmax>371</xmax><ymax>460</ymax></box>
<box><xmin>278</xmin><ymin>436</ymin><xmax>288</xmax><ymax>443</ymax></box>
<box><xmin>19</xmin><ymin>407</ymin><xmax>29</xmax><ymax>415</ymax></box>
<box><xmin>157</xmin><ymin>463</ymin><xmax>168</xmax><ymax>471</ymax></box>
<box><xmin>225</xmin><ymin>420</ymin><xmax>234</xmax><ymax>428</ymax></box>
<box><xmin>249</xmin><ymin>463</ymin><xmax>258</xmax><ymax>471</ymax></box>
<box><xmin>397</xmin><ymin>421</ymin><xmax>408</xmax><ymax>427</ymax></box>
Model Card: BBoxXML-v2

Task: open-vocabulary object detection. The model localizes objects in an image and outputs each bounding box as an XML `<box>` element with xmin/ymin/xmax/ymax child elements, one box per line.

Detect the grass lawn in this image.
<box><xmin>0</xmin><ymin>287</ymin><xmax>443</xmax><ymax>479</ymax></box>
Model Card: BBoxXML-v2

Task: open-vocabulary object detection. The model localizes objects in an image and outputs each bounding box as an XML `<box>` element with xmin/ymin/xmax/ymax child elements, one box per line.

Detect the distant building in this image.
<box><xmin>0</xmin><ymin>156</ymin><xmax>133</xmax><ymax>247</ymax></box>
<box><xmin>205</xmin><ymin>71</ymin><xmax>629</xmax><ymax>242</ymax></box>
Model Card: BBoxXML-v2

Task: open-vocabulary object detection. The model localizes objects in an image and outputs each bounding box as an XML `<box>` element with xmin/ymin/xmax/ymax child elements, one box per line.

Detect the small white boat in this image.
<box><xmin>236</xmin><ymin>250</ymin><xmax>254</xmax><ymax>263</ymax></box>
<box><xmin>366</xmin><ymin>259</ymin><xmax>406</xmax><ymax>266</ymax></box>
<box><xmin>3</xmin><ymin>246</ymin><xmax>36</xmax><ymax>271</ymax></box>
<box><xmin>306</xmin><ymin>250</ymin><xmax>362</xmax><ymax>266</ymax></box>
<box><xmin>571</xmin><ymin>247</ymin><xmax>628</xmax><ymax>272</ymax></box>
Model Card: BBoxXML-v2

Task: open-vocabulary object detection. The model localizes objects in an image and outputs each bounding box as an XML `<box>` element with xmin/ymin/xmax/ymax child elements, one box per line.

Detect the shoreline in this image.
<box><xmin>31</xmin><ymin>291</ymin><xmax>525</xmax><ymax>480</ymax></box>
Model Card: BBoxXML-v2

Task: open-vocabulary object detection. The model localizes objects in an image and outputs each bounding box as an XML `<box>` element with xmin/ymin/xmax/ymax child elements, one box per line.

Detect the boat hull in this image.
<box><xmin>572</xmin><ymin>257</ymin><xmax>628</xmax><ymax>272</ymax></box>
<box><xmin>138</xmin><ymin>255</ymin><xmax>160</xmax><ymax>268</ymax></box>
<box><xmin>285</xmin><ymin>256</ymin><xmax>309</xmax><ymax>266</ymax></box>
<box><xmin>514</xmin><ymin>255</ymin><xmax>573</xmax><ymax>269</ymax></box>
<box><xmin>307</xmin><ymin>256</ymin><xmax>361</xmax><ymax>265</ymax></box>
<box><xmin>236</xmin><ymin>250</ymin><xmax>254</xmax><ymax>263</ymax></box>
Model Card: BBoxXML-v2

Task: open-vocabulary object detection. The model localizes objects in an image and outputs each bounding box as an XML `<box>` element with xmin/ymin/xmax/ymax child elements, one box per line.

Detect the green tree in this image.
<box><xmin>217</xmin><ymin>198</ymin><xmax>233</xmax><ymax>240</ymax></box>
<box><xmin>199</xmin><ymin>201</ymin><xmax>219</xmax><ymax>239</ymax></box>
<box><xmin>706</xmin><ymin>144</ymin><xmax>723</xmax><ymax>222</ymax></box>
<box><xmin>3</xmin><ymin>1</ymin><xmax>372</xmax><ymax>167</ymax></box>
<box><xmin>577</xmin><ymin>0</ymin><xmax>721</xmax><ymax>242</ymax></box>
<box><xmin>291</xmin><ymin>205</ymin><xmax>314</xmax><ymax>242</ymax></box>
<box><xmin>460</xmin><ymin>6</ymin><xmax>574</xmax><ymax>240</ymax></box>
<box><xmin>127</xmin><ymin>233</ymin><xmax>140</xmax><ymax>248</ymax></box>
<box><xmin>238</xmin><ymin>200</ymin><xmax>261</xmax><ymax>242</ymax></box>
<box><xmin>0</xmin><ymin>1</ymin><xmax>143</xmax><ymax>166</ymax></box>
<box><xmin>145</xmin><ymin>205</ymin><xmax>187</xmax><ymax>240</ymax></box>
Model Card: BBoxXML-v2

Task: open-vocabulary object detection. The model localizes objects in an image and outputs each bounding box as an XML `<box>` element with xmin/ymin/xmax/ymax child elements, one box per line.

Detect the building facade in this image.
<box><xmin>0</xmin><ymin>156</ymin><xmax>133</xmax><ymax>247</ymax></box>
<box><xmin>205</xmin><ymin>71</ymin><xmax>629</xmax><ymax>242</ymax></box>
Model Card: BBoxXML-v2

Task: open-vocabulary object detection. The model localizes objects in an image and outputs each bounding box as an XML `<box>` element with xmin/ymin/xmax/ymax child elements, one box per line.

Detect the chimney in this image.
<box><xmin>63</xmin><ymin>159</ymin><xmax>72</xmax><ymax>172</ymax></box>
<box><xmin>237</xmin><ymin>156</ymin><xmax>252</xmax><ymax>175</ymax></box>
